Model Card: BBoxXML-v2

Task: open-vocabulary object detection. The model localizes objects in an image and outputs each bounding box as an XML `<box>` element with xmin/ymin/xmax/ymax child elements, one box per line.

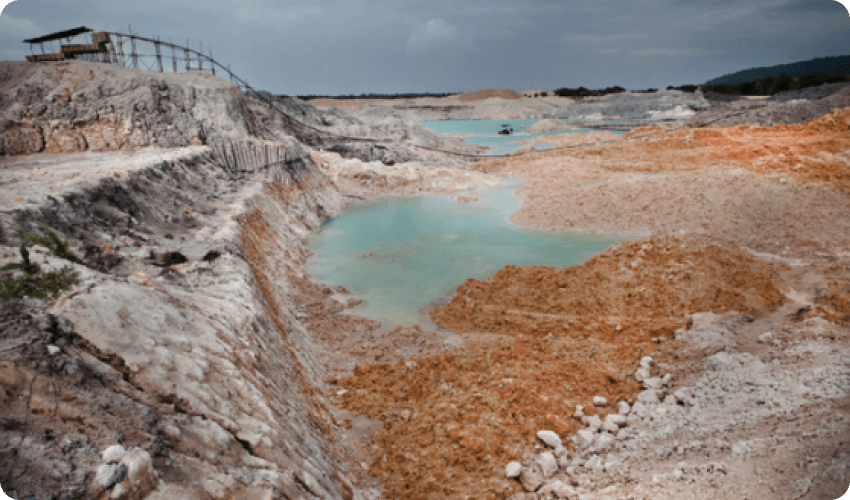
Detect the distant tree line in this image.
<box><xmin>292</xmin><ymin>69</ymin><xmax>849</xmax><ymax>102</ymax></box>
<box><xmin>553</xmin><ymin>86</ymin><xmax>627</xmax><ymax>97</ymax></box>
<box><xmin>703</xmin><ymin>72</ymin><xmax>850</xmax><ymax>96</ymax></box>
<box><xmin>296</xmin><ymin>92</ymin><xmax>459</xmax><ymax>100</ymax></box>
<box><xmin>667</xmin><ymin>72</ymin><xmax>850</xmax><ymax>96</ymax></box>
<box><xmin>704</xmin><ymin>55</ymin><xmax>850</xmax><ymax>86</ymax></box>
<box><xmin>666</xmin><ymin>85</ymin><xmax>699</xmax><ymax>93</ymax></box>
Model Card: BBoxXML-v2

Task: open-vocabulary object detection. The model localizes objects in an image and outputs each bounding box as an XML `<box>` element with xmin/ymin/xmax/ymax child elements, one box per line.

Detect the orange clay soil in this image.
<box><xmin>809</xmin><ymin>289</ymin><xmax>850</xmax><ymax>325</ymax></box>
<box><xmin>801</xmin><ymin>272</ymin><xmax>850</xmax><ymax>326</ymax></box>
<box><xmin>332</xmin><ymin>238</ymin><xmax>787</xmax><ymax>499</ymax></box>
<box><xmin>482</xmin><ymin>107</ymin><xmax>850</xmax><ymax>193</ymax></box>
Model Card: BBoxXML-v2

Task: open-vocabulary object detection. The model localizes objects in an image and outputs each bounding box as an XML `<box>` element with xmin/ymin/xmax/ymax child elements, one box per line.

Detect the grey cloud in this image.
<box><xmin>0</xmin><ymin>0</ymin><xmax>848</xmax><ymax>94</ymax></box>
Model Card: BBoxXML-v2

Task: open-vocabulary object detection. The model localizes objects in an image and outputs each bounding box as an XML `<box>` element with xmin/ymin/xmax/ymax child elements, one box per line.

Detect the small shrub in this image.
<box><xmin>202</xmin><ymin>250</ymin><xmax>221</xmax><ymax>262</ymax></box>
<box><xmin>1</xmin><ymin>244</ymin><xmax>38</xmax><ymax>274</ymax></box>
<box><xmin>601</xmin><ymin>86</ymin><xmax>625</xmax><ymax>94</ymax></box>
<box><xmin>0</xmin><ymin>267</ymin><xmax>79</xmax><ymax>299</ymax></box>
<box><xmin>17</xmin><ymin>223</ymin><xmax>82</xmax><ymax>264</ymax></box>
<box><xmin>158</xmin><ymin>251</ymin><xmax>188</xmax><ymax>267</ymax></box>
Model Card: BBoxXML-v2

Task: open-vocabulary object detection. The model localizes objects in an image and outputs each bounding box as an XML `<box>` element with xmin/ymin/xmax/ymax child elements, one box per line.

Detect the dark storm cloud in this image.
<box><xmin>1</xmin><ymin>0</ymin><xmax>848</xmax><ymax>94</ymax></box>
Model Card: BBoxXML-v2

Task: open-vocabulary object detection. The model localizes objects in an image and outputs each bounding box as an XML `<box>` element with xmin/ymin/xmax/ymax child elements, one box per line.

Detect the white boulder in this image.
<box><xmin>574</xmin><ymin>429</ymin><xmax>595</xmax><ymax>448</ymax></box>
<box><xmin>539</xmin><ymin>452</ymin><xmax>558</xmax><ymax>478</ymax></box>
<box><xmin>546</xmin><ymin>480</ymin><xmax>580</xmax><ymax>499</ymax></box>
<box><xmin>102</xmin><ymin>445</ymin><xmax>126</xmax><ymax>464</ymax></box>
<box><xmin>583</xmin><ymin>415</ymin><xmax>602</xmax><ymax>432</ymax></box>
<box><xmin>506</xmin><ymin>461</ymin><xmax>522</xmax><ymax>478</ymax></box>
<box><xmin>520</xmin><ymin>463</ymin><xmax>544</xmax><ymax>492</ymax></box>
<box><xmin>595</xmin><ymin>432</ymin><xmax>616</xmax><ymax>451</ymax></box>
<box><xmin>584</xmin><ymin>455</ymin><xmax>603</xmax><ymax>470</ymax></box>
<box><xmin>537</xmin><ymin>430</ymin><xmax>562</xmax><ymax>449</ymax></box>
<box><xmin>643</xmin><ymin>377</ymin><xmax>664</xmax><ymax>390</ymax></box>
<box><xmin>605</xmin><ymin>414</ymin><xmax>628</xmax><ymax>428</ymax></box>
<box><xmin>600</xmin><ymin>421</ymin><xmax>619</xmax><ymax>434</ymax></box>
<box><xmin>637</xmin><ymin>390</ymin><xmax>660</xmax><ymax>404</ymax></box>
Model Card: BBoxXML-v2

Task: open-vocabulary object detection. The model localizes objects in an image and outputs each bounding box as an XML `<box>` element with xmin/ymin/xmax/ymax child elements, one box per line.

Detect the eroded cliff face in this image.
<box><xmin>0</xmin><ymin>61</ymin><xmax>238</xmax><ymax>155</ymax></box>
<box><xmin>0</xmin><ymin>145</ymin><xmax>363</xmax><ymax>499</ymax></box>
<box><xmin>0</xmin><ymin>61</ymin><xmax>378</xmax><ymax>499</ymax></box>
<box><xmin>0</xmin><ymin>60</ymin><xmax>425</xmax><ymax>166</ymax></box>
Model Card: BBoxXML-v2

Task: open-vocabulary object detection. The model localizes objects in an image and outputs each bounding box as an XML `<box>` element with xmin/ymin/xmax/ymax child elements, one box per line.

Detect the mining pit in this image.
<box><xmin>1</xmin><ymin>60</ymin><xmax>849</xmax><ymax>500</ymax></box>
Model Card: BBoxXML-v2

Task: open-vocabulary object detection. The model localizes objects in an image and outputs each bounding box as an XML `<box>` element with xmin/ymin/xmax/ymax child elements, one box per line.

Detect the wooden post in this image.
<box><xmin>155</xmin><ymin>37</ymin><xmax>163</xmax><ymax>72</ymax></box>
<box><xmin>209</xmin><ymin>48</ymin><xmax>215</xmax><ymax>76</ymax></box>
<box><xmin>198</xmin><ymin>42</ymin><xmax>203</xmax><ymax>72</ymax></box>
<box><xmin>185</xmin><ymin>39</ymin><xmax>191</xmax><ymax>71</ymax></box>
<box><xmin>116</xmin><ymin>36</ymin><xmax>125</xmax><ymax>67</ymax></box>
<box><xmin>171</xmin><ymin>40</ymin><xmax>177</xmax><ymax>73</ymax></box>
<box><xmin>129</xmin><ymin>26</ymin><xmax>138</xmax><ymax>70</ymax></box>
<box><xmin>228</xmin><ymin>64</ymin><xmax>233</xmax><ymax>83</ymax></box>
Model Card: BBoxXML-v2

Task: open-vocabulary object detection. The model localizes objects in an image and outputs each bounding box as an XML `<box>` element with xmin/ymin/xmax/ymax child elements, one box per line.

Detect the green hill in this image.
<box><xmin>705</xmin><ymin>55</ymin><xmax>850</xmax><ymax>86</ymax></box>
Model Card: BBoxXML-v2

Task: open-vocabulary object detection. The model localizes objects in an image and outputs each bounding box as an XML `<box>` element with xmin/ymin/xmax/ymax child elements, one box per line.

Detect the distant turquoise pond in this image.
<box><xmin>420</xmin><ymin>118</ymin><xmax>626</xmax><ymax>155</ymax></box>
<box><xmin>307</xmin><ymin>180</ymin><xmax>622</xmax><ymax>330</ymax></box>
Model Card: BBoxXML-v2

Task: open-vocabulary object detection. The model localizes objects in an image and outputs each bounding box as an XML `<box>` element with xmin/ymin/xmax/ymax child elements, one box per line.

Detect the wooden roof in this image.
<box><xmin>23</xmin><ymin>26</ymin><xmax>91</xmax><ymax>44</ymax></box>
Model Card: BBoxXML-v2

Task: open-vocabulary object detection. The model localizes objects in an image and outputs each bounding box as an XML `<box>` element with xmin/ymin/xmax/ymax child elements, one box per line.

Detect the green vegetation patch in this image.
<box><xmin>553</xmin><ymin>86</ymin><xmax>627</xmax><ymax>98</ymax></box>
<box><xmin>704</xmin><ymin>55</ymin><xmax>850</xmax><ymax>86</ymax></box>
<box><xmin>0</xmin><ymin>268</ymin><xmax>79</xmax><ymax>299</ymax></box>
<box><xmin>0</xmin><ymin>224</ymin><xmax>84</xmax><ymax>300</ymax></box>
<box><xmin>17</xmin><ymin>223</ymin><xmax>83</xmax><ymax>264</ymax></box>
<box><xmin>2</xmin><ymin>244</ymin><xmax>38</xmax><ymax>274</ymax></box>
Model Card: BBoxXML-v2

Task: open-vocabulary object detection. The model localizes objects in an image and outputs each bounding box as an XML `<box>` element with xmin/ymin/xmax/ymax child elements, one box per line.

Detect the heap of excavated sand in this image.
<box><xmin>524</xmin><ymin>118</ymin><xmax>570</xmax><ymax>133</ymax></box>
<box><xmin>448</xmin><ymin>88</ymin><xmax>523</xmax><ymax>102</ymax></box>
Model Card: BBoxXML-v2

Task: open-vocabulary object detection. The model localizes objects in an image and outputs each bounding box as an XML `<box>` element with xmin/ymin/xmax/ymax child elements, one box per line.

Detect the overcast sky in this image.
<box><xmin>1</xmin><ymin>0</ymin><xmax>849</xmax><ymax>95</ymax></box>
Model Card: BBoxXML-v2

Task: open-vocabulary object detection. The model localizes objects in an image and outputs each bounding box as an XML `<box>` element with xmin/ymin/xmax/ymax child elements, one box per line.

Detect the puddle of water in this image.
<box><xmin>420</xmin><ymin>118</ymin><xmax>626</xmax><ymax>155</ymax></box>
<box><xmin>307</xmin><ymin>181</ymin><xmax>623</xmax><ymax>330</ymax></box>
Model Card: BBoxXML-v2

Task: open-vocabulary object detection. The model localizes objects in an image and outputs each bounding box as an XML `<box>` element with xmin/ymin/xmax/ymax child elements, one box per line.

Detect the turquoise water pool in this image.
<box><xmin>307</xmin><ymin>181</ymin><xmax>622</xmax><ymax>330</ymax></box>
<box><xmin>420</xmin><ymin>118</ymin><xmax>626</xmax><ymax>155</ymax></box>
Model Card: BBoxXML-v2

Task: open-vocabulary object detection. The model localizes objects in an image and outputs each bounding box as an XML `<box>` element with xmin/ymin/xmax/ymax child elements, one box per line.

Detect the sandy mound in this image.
<box><xmin>334</xmin><ymin>238</ymin><xmax>786</xmax><ymax>499</ymax></box>
<box><xmin>450</xmin><ymin>88</ymin><xmax>523</xmax><ymax>102</ymax></box>
<box><xmin>524</xmin><ymin>118</ymin><xmax>570</xmax><ymax>133</ymax></box>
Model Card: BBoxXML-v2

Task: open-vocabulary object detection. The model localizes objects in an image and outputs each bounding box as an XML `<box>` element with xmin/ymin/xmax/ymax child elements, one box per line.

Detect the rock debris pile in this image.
<box><xmin>333</xmin><ymin>239</ymin><xmax>789</xmax><ymax>498</ymax></box>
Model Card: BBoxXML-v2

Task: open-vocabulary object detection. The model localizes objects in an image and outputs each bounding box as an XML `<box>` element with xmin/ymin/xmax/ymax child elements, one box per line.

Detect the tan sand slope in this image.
<box><xmin>448</xmin><ymin>88</ymin><xmax>523</xmax><ymax>102</ymax></box>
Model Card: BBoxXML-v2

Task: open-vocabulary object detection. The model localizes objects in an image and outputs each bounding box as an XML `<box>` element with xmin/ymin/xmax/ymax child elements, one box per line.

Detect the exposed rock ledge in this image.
<box><xmin>0</xmin><ymin>59</ymin><xmax>502</xmax><ymax>499</ymax></box>
<box><xmin>1</xmin><ymin>140</ymin><xmax>361</xmax><ymax>499</ymax></box>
